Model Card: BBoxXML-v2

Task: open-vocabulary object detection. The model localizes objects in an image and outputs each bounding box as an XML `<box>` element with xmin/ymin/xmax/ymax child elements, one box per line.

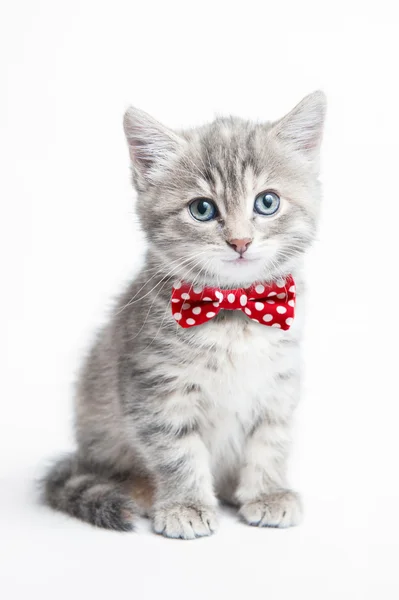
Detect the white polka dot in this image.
<box><xmin>267</xmin><ymin>291</ymin><xmax>277</xmax><ymax>297</ymax></box>
<box><xmin>228</xmin><ymin>293</ymin><xmax>235</xmax><ymax>303</ymax></box>
<box><xmin>255</xmin><ymin>302</ymin><xmax>264</xmax><ymax>311</ymax></box>
<box><xmin>272</xmin><ymin>323</ymin><xmax>281</xmax><ymax>328</ymax></box>
<box><xmin>213</xmin><ymin>301</ymin><xmax>220</xmax><ymax>307</ymax></box>
<box><xmin>252</xmin><ymin>319</ymin><xmax>259</xmax><ymax>323</ymax></box>
<box><xmin>206</xmin><ymin>311</ymin><xmax>216</xmax><ymax>318</ymax></box>
<box><xmin>288</xmin><ymin>299</ymin><xmax>295</xmax><ymax>307</ymax></box>
<box><xmin>289</xmin><ymin>285</ymin><xmax>296</xmax><ymax>293</ymax></box>
<box><xmin>174</xmin><ymin>313</ymin><xmax>182</xmax><ymax>321</ymax></box>
<box><xmin>240</xmin><ymin>294</ymin><xmax>247</xmax><ymax>306</ymax></box>
<box><xmin>182</xmin><ymin>303</ymin><xmax>190</xmax><ymax>310</ymax></box>
<box><xmin>186</xmin><ymin>318</ymin><xmax>196</xmax><ymax>325</ymax></box>
<box><xmin>255</xmin><ymin>284</ymin><xmax>265</xmax><ymax>294</ymax></box>
<box><xmin>174</xmin><ymin>282</ymin><xmax>182</xmax><ymax>289</ymax></box>
<box><xmin>277</xmin><ymin>293</ymin><xmax>286</xmax><ymax>299</ymax></box>
<box><xmin>262</xmin><ymin>314</ymin><xmax>273</xmax><ymax>322</ymax></box>
<box><xmin>192</xmin><ymin>306</ymin><xmax>201</xmax><ymax>315</ymax></box>
<box><xmin>276</xmin><ymin>279</ymin><xmax>285</xmax><ymax>288</ymax></box>
<box><xmin>171</xmin><ymin>298</ymin><xmax>179</xmax><ymax>303</ymax></box>
<box><xmin>276</xmin><ymin>306</ymin><xmax>287</xmax><ymax>314</ymax></box>
<box><xmin>193</xmin><ymin>286</ymin><xmax>203</xmax><ymax>294</ymax></box>
<box><xmin>181</xmin><ymin>292</ymin><xmax>190</xmax><ymax>300</ymax></box>
<box><xmin>215</xmin><ymin>291</ymin><xmax>223</xmax><ymax>301</ymax></box>
<box><xmin>285</xmin><ymin>317</ymin><xmax>294</xmax><ymax>326</ymax></box>
<box><xmin>244</xmin><ymin>307</ymin><xmax>252</xmax><ymax>315</ymax></box>
<box><xmin>266</xmin><ymin>299</ymin><xmax>275</xmax><ymax>304</ymax></box>
<box><xmin>203</xmin><ymin>297</ymin><xmax>212</xmax><ymax>301</ymax></box>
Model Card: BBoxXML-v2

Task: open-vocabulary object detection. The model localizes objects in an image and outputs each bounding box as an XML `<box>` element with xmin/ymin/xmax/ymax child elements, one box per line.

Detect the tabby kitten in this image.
<box><xmin>43</xmin><ymin>92</ymin><xmax>326</xmax><ymax>538</ymax></box>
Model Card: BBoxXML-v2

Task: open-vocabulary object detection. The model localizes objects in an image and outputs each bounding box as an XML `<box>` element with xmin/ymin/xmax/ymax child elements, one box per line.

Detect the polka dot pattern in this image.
<box><xmin>171</xmin><ymin>276</ymin><xmax>296</xmax><ymax>330</ymax></box>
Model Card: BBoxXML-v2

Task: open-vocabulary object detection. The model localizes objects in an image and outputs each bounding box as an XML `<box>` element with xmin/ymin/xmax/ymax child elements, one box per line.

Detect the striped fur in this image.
<box><xmin>42</xmin><ymin>456</ymin><xmax>137</xmax><ymax>531</ymax></box>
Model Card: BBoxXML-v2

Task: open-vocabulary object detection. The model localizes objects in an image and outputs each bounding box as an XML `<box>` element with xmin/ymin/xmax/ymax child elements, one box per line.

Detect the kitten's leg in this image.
<box><xmin>136</xmin><ymin>408</ymin><xmax>218</xmax><ymax>539</ymax></box>
<box><xmin>236</xmin><ymin>417</ymin><xmax>302</xmax><ymax>528</ymax></box>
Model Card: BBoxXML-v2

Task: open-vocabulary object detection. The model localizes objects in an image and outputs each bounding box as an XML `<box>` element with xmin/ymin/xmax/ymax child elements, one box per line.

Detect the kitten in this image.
<box><xmin>42</xmin><ymin>92</ymin><xmax>326</xmax><ymax>538</ymax></box>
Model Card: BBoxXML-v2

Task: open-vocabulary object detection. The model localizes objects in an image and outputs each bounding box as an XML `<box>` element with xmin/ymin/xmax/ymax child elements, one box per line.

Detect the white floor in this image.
<box><xmin>1</xmin><ymin>457</ymin><xmax>398</xmax><ymax>600</ymax></box>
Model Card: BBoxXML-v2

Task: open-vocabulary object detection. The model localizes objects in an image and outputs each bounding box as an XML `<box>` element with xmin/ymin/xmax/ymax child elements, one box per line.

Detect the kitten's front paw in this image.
<box><xmin>153</xmin><ymin>504</ymin><xmax>218</xmax><ymax>539</ymax></box>
<box><xmin>239</xmin><ymin>490</ymin><xmax>302</xmax><ymax>528</ymax></box>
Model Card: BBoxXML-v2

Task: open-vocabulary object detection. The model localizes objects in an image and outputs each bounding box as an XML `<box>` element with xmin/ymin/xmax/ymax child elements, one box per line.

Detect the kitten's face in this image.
<box><xmin>124</xmin><ymin>92</ymin><xmax>326</xmax><ymax>287</ymax></box>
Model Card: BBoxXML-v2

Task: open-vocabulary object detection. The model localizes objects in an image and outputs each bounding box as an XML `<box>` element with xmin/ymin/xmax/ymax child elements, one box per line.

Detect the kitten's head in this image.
<box><xmin>124</xmin><ymin>92</ymin><xmax>326</xmax><ymax>288</ymax></box>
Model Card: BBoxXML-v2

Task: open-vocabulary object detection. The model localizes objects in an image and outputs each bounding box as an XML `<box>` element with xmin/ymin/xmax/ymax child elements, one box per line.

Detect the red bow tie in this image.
<box><xmin>171</xmin><ymin>276</ymin><xmax>296</xmax><ymax>330</ymax></box>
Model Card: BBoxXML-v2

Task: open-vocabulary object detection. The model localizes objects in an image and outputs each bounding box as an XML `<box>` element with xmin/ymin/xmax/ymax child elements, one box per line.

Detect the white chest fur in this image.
<box><xmin>188</xmin><ymin>311</ymin><xmax>302</xmax><ymax>480</ymax></box>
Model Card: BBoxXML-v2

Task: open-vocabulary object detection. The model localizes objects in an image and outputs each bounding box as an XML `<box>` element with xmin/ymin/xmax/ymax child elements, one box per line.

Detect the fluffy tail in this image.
<box><xmin>41</xmin><ymin>454</ymin><xmax>137</xmax><ymax>531</ymax></box>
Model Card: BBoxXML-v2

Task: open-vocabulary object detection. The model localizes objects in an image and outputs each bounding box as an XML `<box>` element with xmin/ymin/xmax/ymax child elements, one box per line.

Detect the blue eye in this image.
<box><xmin>189</xmin><ymin>198</ymin><xmax>218</xmax><ymax>222</ymax></box>
<box><xmin>254</xmin><ymin>191</ymin><xmax>280</xmax><ymax>216</ymax></box>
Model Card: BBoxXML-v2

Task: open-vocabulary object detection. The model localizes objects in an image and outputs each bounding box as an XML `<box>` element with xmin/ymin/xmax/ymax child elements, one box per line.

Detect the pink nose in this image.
<box><xmin>227</xmin><ymin>238</ymin><xmax>252</xmax><ymax>255</ymax></box>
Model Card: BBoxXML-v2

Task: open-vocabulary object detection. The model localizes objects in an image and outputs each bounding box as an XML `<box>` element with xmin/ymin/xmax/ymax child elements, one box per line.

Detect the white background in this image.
<box><xmin>1</xmin><ymin>1</ymin><xmax>398</xmax><ymax>598</ymax></box>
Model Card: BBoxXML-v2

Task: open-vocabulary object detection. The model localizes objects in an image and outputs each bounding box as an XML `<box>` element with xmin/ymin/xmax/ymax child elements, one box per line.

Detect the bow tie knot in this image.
<box><xmin>171</xmin><ymin>277</ymin><xmax>296</xmax><ymax>330</ymax></box>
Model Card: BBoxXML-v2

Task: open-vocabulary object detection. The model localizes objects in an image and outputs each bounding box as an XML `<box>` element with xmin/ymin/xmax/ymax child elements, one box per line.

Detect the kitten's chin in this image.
<box><xmin>210</xmin><ymin>254</ymin><xmax>301</xmax><ymax>288</ymax></box>
<box><xmin>212</xmin><ymin>258</ymin><xmax>272</xmax><ymax>288</ymax></box>
<box><xmin>174</xmin><ymin>253</ymin><xmax>300</xmax><ymax>289</ymax></box>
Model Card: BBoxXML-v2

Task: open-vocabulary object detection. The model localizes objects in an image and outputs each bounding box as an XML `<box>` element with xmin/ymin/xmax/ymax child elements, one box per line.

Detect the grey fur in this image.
<box><xmin>42</xmin><ymin>92</ymin><xmax>326</xmax><ymax>538</ymax></box>
<box><xmin>42</xmin><ymin>455</ymin><xmax>137</xmax><ymax>531</ymax></box>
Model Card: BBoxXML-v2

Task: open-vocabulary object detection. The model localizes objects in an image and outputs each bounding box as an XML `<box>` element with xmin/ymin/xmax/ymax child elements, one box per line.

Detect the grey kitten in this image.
<box><xmin>42</xmin><ymin>91</ymin><xmax>326</xmax><ymax>538</ymax></box>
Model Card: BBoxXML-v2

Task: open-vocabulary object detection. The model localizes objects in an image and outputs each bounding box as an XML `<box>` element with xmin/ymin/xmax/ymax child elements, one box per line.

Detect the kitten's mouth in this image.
<box><xmin>222</xmin><ymin>257</ymin><xmax>260</xmax><ymax>265</ymax></box>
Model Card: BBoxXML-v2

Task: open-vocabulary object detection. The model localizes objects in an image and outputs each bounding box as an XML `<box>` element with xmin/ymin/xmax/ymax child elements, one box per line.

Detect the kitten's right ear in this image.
<box><xmin>268</xmin><ymin>91</ymin><xmax>326</xmax><ymax>168</ymax></box>
<box><xmin>123</xmin><ymin>107</ymin><xmax>185</xmax><ymax>189</ymax></box>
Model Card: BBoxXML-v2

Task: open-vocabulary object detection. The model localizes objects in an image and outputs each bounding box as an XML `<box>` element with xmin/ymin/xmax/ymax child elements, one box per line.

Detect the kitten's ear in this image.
<box><xmin>269</xmin><ymin>91</ymin><xmax>326</xmax><ymax>165</ymax></box>
<box><xmin>123</xmin><ymin>107</ymin><xmax>185</xmax><ymax>189</ymax></box>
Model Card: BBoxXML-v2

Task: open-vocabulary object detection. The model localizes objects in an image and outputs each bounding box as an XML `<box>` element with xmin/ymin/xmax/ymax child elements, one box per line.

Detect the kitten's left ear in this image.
<box><xmin>269</xmin><ymin>91</ymin><xmax>326</xmax><ymax>165</ymax></box>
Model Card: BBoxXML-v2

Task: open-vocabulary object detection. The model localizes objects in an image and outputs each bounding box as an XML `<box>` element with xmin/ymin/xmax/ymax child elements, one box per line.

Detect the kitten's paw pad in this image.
<box><xmin>239</xmin><ymin>490</ymin><xmax>302</xmax><ymax>528</ymax></box>
<box><xmin>153</xmin><ymin>505</ymin><xmax>218</xmax><ymax>539</ymax></box>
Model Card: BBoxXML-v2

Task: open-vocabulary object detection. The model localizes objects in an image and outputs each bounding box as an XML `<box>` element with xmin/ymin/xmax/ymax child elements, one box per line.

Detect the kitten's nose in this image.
<box><xmin>227</xmin><ymin>238</ymin><xmax>252</xmax><ymax>255</ymax></box>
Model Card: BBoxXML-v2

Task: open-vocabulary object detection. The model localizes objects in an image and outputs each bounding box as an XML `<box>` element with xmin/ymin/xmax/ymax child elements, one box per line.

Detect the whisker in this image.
<box><xmin>141</xmin><ymin>257</ymin><xmax>208</xmax><ymax>351</ymax></box>
<box><xmin>116</xmin><ymin>250</ymin><xmax>209</xmax><ymax>314</ymax></box>
<box><xmin>125</xmin><ymin>255</ymin><xmax>206</xmax><ymax>342</ymax></box>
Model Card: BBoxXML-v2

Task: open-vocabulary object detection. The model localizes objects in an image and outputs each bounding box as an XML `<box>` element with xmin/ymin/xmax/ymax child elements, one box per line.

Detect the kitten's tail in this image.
<box><xmin>40</xmin><ymin>454</ymin><xmax>137</xmax><ymax>531</ymax></box>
